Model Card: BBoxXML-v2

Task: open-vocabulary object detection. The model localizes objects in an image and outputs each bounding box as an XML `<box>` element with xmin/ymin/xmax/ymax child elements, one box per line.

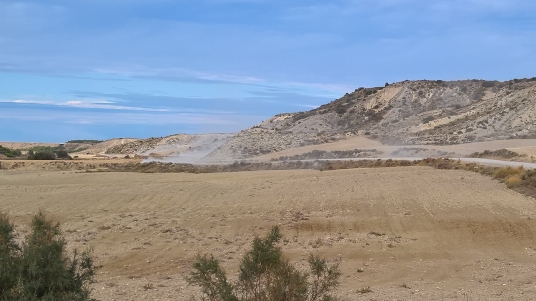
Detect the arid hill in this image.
<box><xmin>2</xmin><ymin>134</ymin><xmax>233</xmax><ymax>163</ymax></box>
<box><xmin>102</xmin><ymin>133</ymin><xmax>232</xmax><ymax>160</ymax></box>
<box><xmin>207</xmin><ymin>78</ymin><xmax>536</xmax><ymax>160</ymax></box>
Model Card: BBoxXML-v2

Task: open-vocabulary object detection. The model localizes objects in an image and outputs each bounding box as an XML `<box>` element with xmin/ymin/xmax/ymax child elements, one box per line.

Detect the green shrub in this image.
<box><xmin>55</xmin><ymin>150</ymin><xmax>72</xmax><ymax>159</ymax></box>
<box><xmin>0</xmin><ymin>145</ymin><xmax>22</xmax><ymax>158</ymax></box>
<box><xmin>188</xmin><ymin>226</ymin><xmax>342</xmax><ymax>301</ymax></box>
<box><xmin>27</xmin><ymin>146</ymin><xmax>63</xmax><ymax>153</ymax></box>
<box><xmin>0</xmin><ymin>211</ymin><xmax>98</xmax><ymax>301</ymax></box>
<box><xmin>0</xmin><ymin>213</ymin><xmax>19</xmax><ymax>298</ymax></box>
<box><xmin>189</xmin><ymin>254</ymin><xmax>236</xmax><ymax>301</ymax></box>
<box><xmin>28</xmin><ymin>152</ymin><xmax>56</xmax><ymax>160</ymax></box>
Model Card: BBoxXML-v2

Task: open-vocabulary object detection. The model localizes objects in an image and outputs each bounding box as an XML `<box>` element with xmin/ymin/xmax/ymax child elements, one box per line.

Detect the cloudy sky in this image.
<box><xmin>1</xmin><ymin>0</ymin><xmax>535</xmax><ymax>142</ymax></box>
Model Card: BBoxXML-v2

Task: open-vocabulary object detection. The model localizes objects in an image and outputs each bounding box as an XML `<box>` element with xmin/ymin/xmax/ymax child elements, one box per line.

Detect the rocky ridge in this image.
<box><xmin>207</xmin><ymin>78</ymin><xmax>536</xmax><ymax>160</ymax></box>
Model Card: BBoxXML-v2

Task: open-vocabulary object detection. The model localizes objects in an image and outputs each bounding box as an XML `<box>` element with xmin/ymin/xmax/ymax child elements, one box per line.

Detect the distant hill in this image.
<box><xmin>1</xmin><ymin>134</ymin><xmax>233</xmax><ymax>163</ymax></box>
<box><xmin>101</xmin><ymin>133</ymin><xmax>233</xmax><ymax>162</ymax></box>
<box><xmin>207</xmin><ymin>77</ymin><xmax>536</xmax><ymax>160</ymax></box>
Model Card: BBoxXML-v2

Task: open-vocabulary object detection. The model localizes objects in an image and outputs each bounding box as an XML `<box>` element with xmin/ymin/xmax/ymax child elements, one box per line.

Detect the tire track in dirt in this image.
<box><xmin>2</xmin><ymin>167</ymin><xmax>536</xmax><ymax>300</ymax></box>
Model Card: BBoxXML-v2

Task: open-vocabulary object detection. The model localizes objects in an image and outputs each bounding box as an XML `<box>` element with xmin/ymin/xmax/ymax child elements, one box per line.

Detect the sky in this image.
<box><xmin>1</xmin><ymin>0</ymin><xmax>536</xmax><ymax>142</ymax></box>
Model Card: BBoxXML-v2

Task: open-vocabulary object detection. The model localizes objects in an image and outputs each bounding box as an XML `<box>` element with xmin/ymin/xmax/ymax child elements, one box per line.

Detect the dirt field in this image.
<box><xmin>251</xmin><ymin>137</ymin><xmax>536</xmax><ymax>161</ymax></box>
<box><xmin>2</xmin><ymin>167</ymin><xmax>536</xmax><ymax>300</ymax></box>
<box><xmin>0</xmin><ymin>142</ymin><xmax>58</xmax><ymax>149</ymax></box>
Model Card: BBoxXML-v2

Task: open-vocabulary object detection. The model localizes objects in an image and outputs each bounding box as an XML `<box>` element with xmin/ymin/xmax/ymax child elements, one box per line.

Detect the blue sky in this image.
<box><xmin>1</xmin><ymin>0</ymin><xmax>536</xmax><ymax>142</ymax></box>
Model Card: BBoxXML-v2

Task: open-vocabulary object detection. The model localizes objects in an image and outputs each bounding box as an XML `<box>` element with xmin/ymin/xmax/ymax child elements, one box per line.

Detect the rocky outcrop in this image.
<box><xmin>207</xmin><ymin>78</ymin><xmax>536</xmax><ymax>160</ymax></box>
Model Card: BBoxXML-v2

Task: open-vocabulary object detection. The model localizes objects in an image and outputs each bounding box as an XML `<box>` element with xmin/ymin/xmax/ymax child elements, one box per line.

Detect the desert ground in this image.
<box><xmin>2</xmin><ymin>166</ymin><xmax>536</xmax><ymax>300</ymax></box>
<box><xmin>251</xmin><ymin>137</ymin><xmax>536</xmax><ymax>162</ymax></box>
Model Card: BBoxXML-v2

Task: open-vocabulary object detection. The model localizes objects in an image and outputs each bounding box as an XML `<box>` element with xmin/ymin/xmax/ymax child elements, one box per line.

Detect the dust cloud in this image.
<box><xmin>142</xmin><ymin>134</ymin><xmax>231</xmax><ymax>164</ymax></box>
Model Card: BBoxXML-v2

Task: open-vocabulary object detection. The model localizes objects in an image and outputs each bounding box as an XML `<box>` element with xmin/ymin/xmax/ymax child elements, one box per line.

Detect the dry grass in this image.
<box><xmin>292</xmin><ymin>220</ymin><xmax>356</xmax><ymax>233</ymax></box>
<box><xmin>469</xmin><ymin>149</ymin><xmax>521</xmax><ymax>159</ymax></box>
<box><xmin>505</xmin><ymin>175</ymin><xmax>523</xmax><ymax>188</ymax></box>
<box><xmin>493</xmin><ymin>166</ymin><xmax>524</xmax><ymax>180</ymax></box>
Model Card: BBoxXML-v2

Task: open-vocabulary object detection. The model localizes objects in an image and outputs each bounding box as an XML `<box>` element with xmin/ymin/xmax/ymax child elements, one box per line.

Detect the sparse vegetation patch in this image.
<box><xmin>0</xmin><ymin>145</ymin><xmax>22</xmax><ymax>158</ymax></box>
<box><xmin>273</xmin><ymin>149</ymin><xmax>382</xmax><ymax>161</ymax></box>
<box><xmin>188</xmin><ymin>226</ymin><xmax>342</xmax><ymax>301</ymax></box>
<box><xmin>66</xmin><ymin>140</ymin><xmax>103</xmax><ymax>144</ymax></box>
<box><xmin>469</xmin><ymin>149</ymin><xmax>521</xmax><ymax>159</ymax></box>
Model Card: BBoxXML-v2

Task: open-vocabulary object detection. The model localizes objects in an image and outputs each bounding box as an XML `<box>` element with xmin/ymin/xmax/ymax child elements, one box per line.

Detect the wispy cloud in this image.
<box><xmin>0</xmin><ymin>106</ymin><xmax>257</xmax><ymax>128</ymax></box>
<box><xmin>2</xmin><ymin>99</ymin><xmax>171</xmax><ymax>112</ymax></box>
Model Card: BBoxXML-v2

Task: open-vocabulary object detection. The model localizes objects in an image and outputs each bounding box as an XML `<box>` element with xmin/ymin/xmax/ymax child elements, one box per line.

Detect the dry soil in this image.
<box><xmin>1</xmin><ymin>167</ymin><xmax>536</xmax><ymax>300</ymax></box>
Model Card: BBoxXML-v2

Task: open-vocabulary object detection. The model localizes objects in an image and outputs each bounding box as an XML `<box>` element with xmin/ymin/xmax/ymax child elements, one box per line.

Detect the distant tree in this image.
<box><xmin>28</xmin><ymin>152</ymin><xmax>56</xmax><ymax>160</ymax></box>
<box><xmin>55</xmin><ymin>150</ymin><xmax>71</xmax><ymax>160</ymax></box>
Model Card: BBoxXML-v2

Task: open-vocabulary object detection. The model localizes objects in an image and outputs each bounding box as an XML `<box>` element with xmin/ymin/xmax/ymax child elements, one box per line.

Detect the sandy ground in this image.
<box><xmin>2</xmin><ymin>167</ymin><xmax>536</xmax><ymax>300</ymax></box>
<box><xmin>0</xmin><ymin>141</ymin><xmax>58</xmax><ymax>149</ymax></box>
<box><xmin>252</xmin><ymin>137</ymin><xmax>536</xmax><ymax>161</ymax></box>
<box><xmin>509</xmin><ymin>146</ymin><xmax>536</xmax><ymax>158</ymax></box>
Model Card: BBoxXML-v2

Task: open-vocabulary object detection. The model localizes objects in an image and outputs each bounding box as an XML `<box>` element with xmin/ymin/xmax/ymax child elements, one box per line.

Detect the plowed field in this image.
<box><xmin>1</xmin><ymin>167</ymin><xmax>536</xmax><ymax>300</ymax></box>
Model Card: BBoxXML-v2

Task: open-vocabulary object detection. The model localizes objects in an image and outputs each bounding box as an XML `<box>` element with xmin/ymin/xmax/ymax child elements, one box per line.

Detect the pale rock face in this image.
<box><xmin>207</xmin><ymin>78</ymin><xmax>536</xmax><ymax>160</ymax></box>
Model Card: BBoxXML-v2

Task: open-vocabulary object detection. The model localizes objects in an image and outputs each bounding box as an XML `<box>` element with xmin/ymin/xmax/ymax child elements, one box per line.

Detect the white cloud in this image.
<box><xmin>2</xmin><ymin>98</ymin><xmax>171</xmax><ymax>112</ymax></box>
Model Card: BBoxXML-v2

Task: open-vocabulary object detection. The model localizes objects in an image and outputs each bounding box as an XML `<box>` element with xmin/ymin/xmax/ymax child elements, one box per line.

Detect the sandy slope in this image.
<box><xmin>1</xmin><ymin>168</ymin><xmax>536</xmax><ymax>300</ymax></box>
<box><xmin>73</xmin><ymin>139</ymin><xmax>139</xmax><ymax>155</ymax></box>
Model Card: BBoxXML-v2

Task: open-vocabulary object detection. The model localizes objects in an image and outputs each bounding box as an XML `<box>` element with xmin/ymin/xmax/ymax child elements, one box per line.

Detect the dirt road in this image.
<box><xmin>1</xmin><ymin>167</ymin><xmax>536</xmax><ymax>300</ymax></box>
<box><xmin>298</xmin><ymin>157</ymin><xmax>536</xmax><ymax>169</ymax></box>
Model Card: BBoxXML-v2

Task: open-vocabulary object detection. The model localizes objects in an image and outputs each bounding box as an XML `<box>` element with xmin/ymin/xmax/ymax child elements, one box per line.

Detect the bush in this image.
<box><xmin>0</xmin><ymin>145</ymin><xmax>22</xmax><ymax>158</ymax></box>
<box><xmin>473</xmin><ymin>88</ymin><xmax>485</xmax><ymax>100</ymax></box>
<box><xmin>0</xmin><ymin>211</ymin><xmax>99</xmax><ymax>301</ymax></box>
<box><xmin>481</xmin><ymin>81</ymin><xmax>496</xmax><ymax>88</ymax></box>
<box><xmin>0</xmin><ymin>213</ymin><xmax>19</xmax><ymax>297</ymax></box>
<box><xmin>293</xmin><ymin>111</ymin><xmax>317</xmax><ymax>122</ymax></box>
<box><xmin>335</xmin><ymin>106</ymin><xmax>347</xmax><ymax>115</ymax></box>
<box><xmin>422</xmin><ymin>116</ymin><xmax>435</xmax><ymax>124</ymax></box>
<box><xmin>55</xmin><ymin>150</ymin><xmax>72</xmax><ymax>159</ymax></box>
<box><xmin>188</xmin><ymin>226</ymin><xmax>342</xmax><ymax>301</ymax></box>
<box><xmin>469</xmin><ymin>149</ymin><xmax>519</xmax><ymax>159</ymax></box>
<box><xmin>493</xmin><ymin>166</ymin><xmax>524</xmax><ymax>180</ymax></box>
<box><xmin>28</xmin><ymin>152</ymin><xmax>56</xmax><ymax>160</ymax></box>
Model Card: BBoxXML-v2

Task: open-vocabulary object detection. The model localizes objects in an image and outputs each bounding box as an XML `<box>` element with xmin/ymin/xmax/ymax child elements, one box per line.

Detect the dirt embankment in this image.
<box><xmin>0</xmin><ymin>159</ymin><xmax>142</xmax><ymax>171</ymax></box>
<box><xmin>2</xmin><ymin>167</ymin><xmax>536</xmax><ymax>300</ymax></box>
